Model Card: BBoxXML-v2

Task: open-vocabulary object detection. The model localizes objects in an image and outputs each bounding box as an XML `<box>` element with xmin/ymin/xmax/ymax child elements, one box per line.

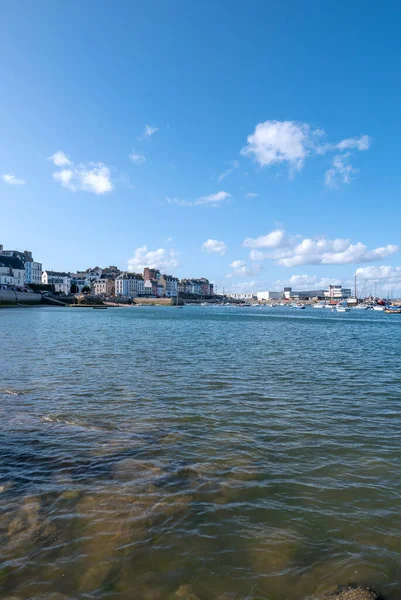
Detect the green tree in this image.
<box><xmin>70</xmin><ymin>283</ymin><xmax>78</xmax><ymax>294</ymax></box>
<box><xmin>82</xmin><ymin>285</ymin><xmax>91</xmax><ymax>294</ymax></box>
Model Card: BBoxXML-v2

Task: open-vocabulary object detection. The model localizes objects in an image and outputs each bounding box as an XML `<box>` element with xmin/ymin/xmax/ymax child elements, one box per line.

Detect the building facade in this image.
<box><xmin>102</xmin><ymin>266</ymin><xmax>120</xmax><ymax>278</ymax></box>
<box><xmin>115</xmin><ymin>273</ymin><xmax>144</xmax><ymax>297</ymax></box>
<box><xmin>227</xmin><ymin>292</ymin><xmax>256</xmax><ymax>300</ymax></box>
<box><xmin>0</xmin><ymin>245</ymin><xmax>42</xmax><ymax>285</ymax></box>
<box><xmin>24</xmin><ymin>261</ymin><xmax>43</xmax><ymax>284</ymax></box>
<box><xmin>144</xmin><ymin>268</ymin><xmax>161</xmax><ymax>281</ymax></box>
<box><xmin>143</xmin><ymin>279</ymin><xmax>159</xmax><ymax>296</ymax></box>
<box><xmin>92</xmin><ymin>277</ymin><xmax>115</xmax><ymax>296</ymax></box>
<box><xmin>42</xmin><ymin>271</ymin><xmax>72</xmax><ymax>294</ymax></box>
<box><xmin>281</xmin><ymin>285</ymin><xmax>352</xmax><ymax>300</ymax></box>
<box><xmin>0</xmin><ymin>256</ymin><xmax>26</xmax><ymax>288</ymax></box>
<box><xmin>324</xmin><ymin>285</ymin><xmax>352</xmax><ymax>300</ymax></box>
<box><xmin>256</xmin><ymin>291</ymin><xmax>283</xmax><ymax>301</ymax></box>
<box><xmin>178</xmin><ymin>278</ymin><xmax>213</xmax><ymax>296</ymax></box>
<box><xmin>159</xmin><ymin>274</ymin><xmax>179</xmax><ymax>297</ymax></box>
<box><xmin>69</xmin><ymin>274</ymin><xmax>89</xmax><ymax>293</ymax></box>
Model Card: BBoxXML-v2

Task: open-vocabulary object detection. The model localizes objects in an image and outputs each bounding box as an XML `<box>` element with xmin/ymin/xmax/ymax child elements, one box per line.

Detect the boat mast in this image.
<box><xmin>354</xmin><ymin>274</ymin><xmax>357</xmax><ymax>299</ymax></box>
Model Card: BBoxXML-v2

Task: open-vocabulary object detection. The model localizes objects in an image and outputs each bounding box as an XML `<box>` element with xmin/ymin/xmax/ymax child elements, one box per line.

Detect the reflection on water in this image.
<box><xmin>1</xmin><ymin>305</ymin><xmax>401</xmax><ymax>599</ymax></box>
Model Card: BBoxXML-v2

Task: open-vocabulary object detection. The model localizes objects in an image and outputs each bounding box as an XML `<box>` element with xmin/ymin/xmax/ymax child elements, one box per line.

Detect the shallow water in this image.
<box><xmin>1</xmin><ymin>305</ymin><xmax>401</xmax><ymax>599</ymax></box>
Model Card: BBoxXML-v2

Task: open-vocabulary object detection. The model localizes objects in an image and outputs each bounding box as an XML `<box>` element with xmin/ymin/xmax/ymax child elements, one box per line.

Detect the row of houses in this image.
<box><xmin>112</xmin><ymin>269</ymin><xmax>214</xmax><ymax>298</ymax></box>
<box><xmin>41</xmin><ymin>267</ymin><xmax>213</xmax><ymax>298</ymax></box>
<box><xmin>1</xmin><ymin>243</ymin><xmax>214</xmax><ymax>298</ymax></box>
<box><xmin>0</xmin><ymin>244</ymin><xmax>42</xmax><ymax>288</ymax></box>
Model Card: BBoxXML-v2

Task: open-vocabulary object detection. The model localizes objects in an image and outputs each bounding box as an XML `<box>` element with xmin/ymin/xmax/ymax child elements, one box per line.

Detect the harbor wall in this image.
<box><xmin>134</xmin><ymin>297</ymin><xmax>176</xmax><ymax>306</ymax></box>
<box><xmin>0</xmin><ymin>290</ymin><xmax>42</xmax><ymax>306</ymax></box>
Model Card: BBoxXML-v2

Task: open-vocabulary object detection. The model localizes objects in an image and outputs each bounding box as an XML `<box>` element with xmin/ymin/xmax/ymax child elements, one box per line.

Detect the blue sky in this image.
<box><xmin>1</xmin><ymin>1</ymin><xmax>401</xmax><ymax>295</ymax></box>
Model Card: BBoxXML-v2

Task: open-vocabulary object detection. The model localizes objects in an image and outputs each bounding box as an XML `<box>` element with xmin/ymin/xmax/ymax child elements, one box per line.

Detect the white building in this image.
<box><xmin>227</xmin><ymin>292</ymin><xmax>257</xmax><ymax>300</ymax></box>
<box><xmin>0</xmin><ymin>245</ymin><xmax>42</xmax><ymax>285</ymax></box>
<box><xmin>256</xmin><ymin>291</ymin><xmax>283</xmax><ymax>301</ymax></box>
<box><xmin>324</xmin><ymin>285</ymin><xmax>352</xmax><ymax>300</ymax></box>
<box><xmin>0</xmin><ymin>256</ymin><xmax>26</xmax><ymax>288</ymax></box>
<box><xmin>42</xmin><ymin>270</ymin><xmax>71</xmax><ymax>294</ymax></box>
<box><xmin>24</xmin><ymin>261</ymin><xmax>43</xmax><ymax>284</ymax></box>
<box><xmin>115</xmin><ymin>273</ymin><xmax>145</xmax><ymax>297</ymax></box>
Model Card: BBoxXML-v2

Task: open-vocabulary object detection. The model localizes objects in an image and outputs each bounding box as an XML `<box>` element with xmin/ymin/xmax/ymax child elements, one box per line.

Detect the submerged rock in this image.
<box><xmin>169</xmin><ymin>584</ymin><xmax>202</xmax><ymax>600</ymax></box>
<box><xmin>7</xmin><ymin>497</ymin><xmax>56</xmax><ymax>547</ymax></box>
<box><xmin>325</xmin><ymin>586</ymin><xmax>379</xmax><ymax>600</ymax></box>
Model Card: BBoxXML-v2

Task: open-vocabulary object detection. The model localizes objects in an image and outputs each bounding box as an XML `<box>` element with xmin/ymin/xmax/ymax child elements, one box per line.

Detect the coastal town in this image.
<box><xmin>0</xmin><ymin>244</ymin><xmax>214</xmax><ymax>300</ymax></box>
<box><xmin>1</xmin><ymin>242</ymin><xmax>399</xmax><ymax>313</ymax></box>
<box><xmin>0</xmin><ymin>242</ymin><xmax>360</xmax><ymax>305</ymax></box>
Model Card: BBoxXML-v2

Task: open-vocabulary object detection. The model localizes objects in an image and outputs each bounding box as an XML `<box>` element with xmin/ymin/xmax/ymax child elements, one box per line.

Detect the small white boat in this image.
<box><xmin>313</xmin><ymin>302</ymin><xmax>325</xmax><ymax>308</ymax></box>
<box><xmin>354</xmin><ymin>304</ymin><xmax>369</xmax><ymax>310</ymax></box>
<box><xmin>336</xmin><ymin>304</ymin><xmax>350</xmax><ymax>312</ymax></box>
<box><xmin>292</xmin><ymin>303</ymin><xmax>306</xmax><ymax>309</ymax></box>
<box><xmin>372</xmin><ymin>305</ymin><xmax>385</xmax><ymax>311</ymax></box>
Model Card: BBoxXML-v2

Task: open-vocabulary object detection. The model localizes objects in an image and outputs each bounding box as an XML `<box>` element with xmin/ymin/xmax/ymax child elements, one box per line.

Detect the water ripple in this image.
<box><xmin>1</xmin><ymin>306</ymin><xmax>401</xmax><ymax>599</ymax></box>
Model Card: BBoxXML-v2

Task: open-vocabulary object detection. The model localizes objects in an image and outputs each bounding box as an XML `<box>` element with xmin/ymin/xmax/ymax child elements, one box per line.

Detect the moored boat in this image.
<box><xmin>384</xmin><ymin>306</ymin><xmax>401</xmax><ymax>314</ymax></box>
<box><xmin>336</xmin><ymin>304</ymin><xmax>350</xmax><ymax>312</ymax></box>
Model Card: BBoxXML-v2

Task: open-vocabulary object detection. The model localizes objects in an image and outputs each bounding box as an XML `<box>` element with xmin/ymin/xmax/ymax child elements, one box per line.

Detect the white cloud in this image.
<box><xmin>53</xmin><ymin>169</ymin><xmax>74</xmax><ymax>189</ymax></box>
<box><xmin>226</xmin><ymin>260</ymin><xmax>262</xmax><ymax>278</ymax></box>
<box><xmin>218</xmin><ymin>160</ymin><xmax>239</xmax><ymax>182</ymax></box>
<box><xmin>138</xmin><ymin>125</ymin><xmax>159</xmax><ymax>140</ymax></box>
<box><xmin>2</xmin><ymin>173</ymin><xmax>26</xmax><ymax>185</ymax></box>
<box><xmin>243</xmin><ymin>229</ymin><xmax>285</xmax><ymax>249</ymax></box>
<box><xmin>241</xmin><ymin>120</ymin><xmax>319</xmax><ymax>174</ymax></box>
<box><xmin>80</xmin><ymin>164</ymin><xmax>112</xmax><ymax>194</ymax></box>
<box><xmin>355</xmin><ymin>265</ymin><xmax>401</xmax><ymax>281</ymax></box>
<box><xmin>230</xmin><ymin>260</ymin><xmax>246</xmax><ymax>269</ymax></box>
<box><xmin>202</xmin><ymin>239</ymin><xmax>227</xmax><ymax>255</ymax></box>
<box><xmin>50</xmin><ymin>152</ymin><xmax>113</xmax><ymax>195</ymax></box>
<box><xmin>196</xmin><ymin>191</ymin><xmax>231</xmax><ymax>205</ymax></box>
<box><xmin>127</xmin><ymin>246</ymin><xmax>179</xmax><ymax>273</ymax></box>
<box><xmin>229</xmin><ymin>280</ymin><xmax>259</xmax><ymax>293</ymax></box>
<box><xmin>241</xmin><ymin>119</ymin><xmax>371</xmax><ymax>185</ymax></box>
<box><xmin>354</xmin><ymin>265</ymin><xmax>401</xmax><ymax>296</ymax></box>
<box><xmin>336</xmin><ymin>135</ymin><xmax>370</xmax><ymax>151</ymax></box>
<box><xmin>246</xmin><ymin>192</ymin><xmax>258</xmax><ymax>198</ymax></box>
<box><xmin>320</xmin><ymin>242</ymin><xmax>398</xmax><ymax>266</ymax></box>
<box><xmin>249</xmin><ymin>249</ymin><xmax>267</xmax><ymax>261</ymax></box>
<box><xmin>324</xmin><ymin>154</ymin><xmax>356</xmax><ymax>188</ymax></box>
<box><xmin>242</xmin><ymin>228</ymin><xmax>398</xmax><ymax>267</ymax></box>
<box><xmin>130</xmin><ymin>150</ymin><xmax>146</xmax><ymax>164</ymax></box>
<box><xmin>48</xmin><ymin>150</ymin><xmax>71</xmax><ymax>167</ymax></box>
<box><xmin>167</xmin><ymin>190</ymin><xmax>231</xmax><ymax>207</ymax></box>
